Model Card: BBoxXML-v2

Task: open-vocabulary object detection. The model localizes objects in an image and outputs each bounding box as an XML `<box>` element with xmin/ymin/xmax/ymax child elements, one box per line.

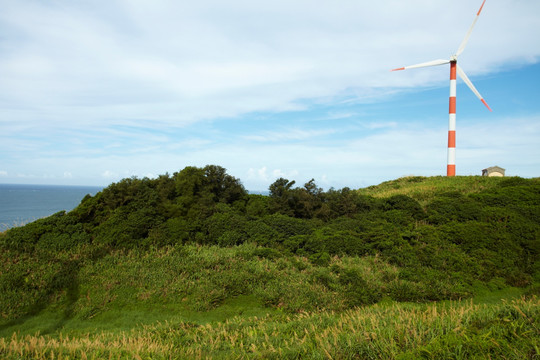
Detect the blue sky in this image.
<box><xmin>1</xmin><ymin>0</ymin><xmax>539</xmax><ymax>190</ymax></box>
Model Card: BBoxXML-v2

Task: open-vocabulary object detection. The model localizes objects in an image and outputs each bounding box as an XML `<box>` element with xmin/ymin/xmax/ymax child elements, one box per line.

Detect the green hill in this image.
<box><xmin>358</xmin><ymin>175</ymin><xmax>540</xmax><ymax>205</ymax></box>
<box><xmin>1</xmin><ymin>166</ymin><xmax>539</xmax><ymax>358</ymax></box>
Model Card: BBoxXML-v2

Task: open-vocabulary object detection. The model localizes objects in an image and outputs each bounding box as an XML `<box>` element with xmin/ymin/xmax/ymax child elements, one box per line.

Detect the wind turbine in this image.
<box><xmin>392</xmin><ymin>0</ymin><xmax>492</xmax><ymax>177</ymax></box>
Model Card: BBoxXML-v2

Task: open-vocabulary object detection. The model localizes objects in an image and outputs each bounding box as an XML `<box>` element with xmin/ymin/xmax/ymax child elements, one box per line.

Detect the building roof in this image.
<box><xmin>482</xmin><ymin>166</ymin><xmax>505</xmax><ymax>176</ymax></box>
<box><xmin>482</xmin><ymin>166</ymin><xmax>505</xmax><ymax>172</ymax></box>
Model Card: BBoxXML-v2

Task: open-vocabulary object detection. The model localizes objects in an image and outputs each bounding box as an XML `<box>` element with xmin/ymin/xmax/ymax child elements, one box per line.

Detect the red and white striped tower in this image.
<box><xmin>448</xmin><ymin>60</ymin><xmax>457</xmax><ymax>176</ymax></box>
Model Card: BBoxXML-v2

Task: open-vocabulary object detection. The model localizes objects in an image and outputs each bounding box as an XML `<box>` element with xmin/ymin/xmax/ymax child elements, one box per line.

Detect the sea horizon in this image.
<box><xmin>0</xmin><ymin>183</ymin><xmax>103</xmax><ymax>231</ymax></box>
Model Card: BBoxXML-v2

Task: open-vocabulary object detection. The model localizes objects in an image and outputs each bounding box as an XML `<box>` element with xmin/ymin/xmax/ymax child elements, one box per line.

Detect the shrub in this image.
<box><xmin>261</xmin><ymin>214</ymin><xmax>315</xmax><ymax>242</ymax></box>
<box><xmin>383</xmin><ymin>194</ymin><xmax>425</xmax><ymax>220</ymax></box>
<box><xmin>338</xmin><ymin>268</ymin><xmax>382</xmax><ymax>306</ymax></box>
<box><xmin>309</xmin><ymin>252</ymin><xmax>331</xmax><ymax>267</ymax></box>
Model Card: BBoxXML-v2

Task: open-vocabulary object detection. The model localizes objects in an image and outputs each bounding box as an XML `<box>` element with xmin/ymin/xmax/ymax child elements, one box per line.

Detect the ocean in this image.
<box><xmin>0</xmin><ymin>184</ymin><xmax>103</xmax><ymax>231</ymax></box>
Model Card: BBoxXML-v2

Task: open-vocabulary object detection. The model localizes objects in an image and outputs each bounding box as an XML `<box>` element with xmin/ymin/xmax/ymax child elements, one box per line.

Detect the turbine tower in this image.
<box><xmin>392</xmin><ymin>0</ymin><xmax>492</xmax><ymax>177</ymax></box>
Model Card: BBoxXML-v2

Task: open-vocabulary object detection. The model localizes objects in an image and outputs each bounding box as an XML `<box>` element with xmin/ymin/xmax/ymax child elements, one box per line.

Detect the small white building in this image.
<box><xmin>482</xmin><ymin>166</ymin><xmax>505</xmax><ymax>177</ymax></box>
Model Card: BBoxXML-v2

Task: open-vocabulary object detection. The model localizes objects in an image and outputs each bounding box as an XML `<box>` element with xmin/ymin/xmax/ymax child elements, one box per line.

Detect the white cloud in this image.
<box><xmin>248</xmin><ymin>167</ymin><xmax>270</xmax><ymax>182</ymax></box>
<box><xmin>364</xmin><ymin>122</ymin><xmax>399</xmax><ymax>130</ymax></box>
<box><xmin>0</xmin><ymin>171</ymin><xmax>7</xmax><ymax>177</ymax></box>
<box><xmin>1</xmin><ymin>114</ymin><xmax>536</xmax><ymax>189</ymax></box>
<box><xmin>320</xmin><ymin>174</ymin><xmax>329</xmax><ymax>185</ymax></box>
<box><xmin>1</xmin><ymin>0</ymin><xmax>538</xmax><ymax>128</ymax></box>
<box><xmin>101</xmin><ymin>170</ymin><xmax>118</xmax><ymax>179</ymax></box>
<box><xmin>246</xmin><ymin>167</ymin><xmax>301</xmax><ymax>186</ymax></box>
<box><xmin>271</xmin><ymin>169</ymin><xmax>299</xmax><ymax>180</ymax></box>
<box><xmin>244</xmin><ymin>128</ymin><xmax>336</xmax><ymax>143</ymax></box>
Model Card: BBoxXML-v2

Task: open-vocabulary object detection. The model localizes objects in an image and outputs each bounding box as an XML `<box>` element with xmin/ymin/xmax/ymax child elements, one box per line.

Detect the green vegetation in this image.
<box><xmin>357</xmin><ymin>175</ymin><xmax>503</xmax><ymax>205</ymax></box>
<box><xmin>1</xmin><ymin>165</ymin><xmax>539</xmax><ymax>358</ymax></box>
<box><xmin>1</xmin><ymin>296</ymin><xmax>538</xmax><ymax>359</ymax></box>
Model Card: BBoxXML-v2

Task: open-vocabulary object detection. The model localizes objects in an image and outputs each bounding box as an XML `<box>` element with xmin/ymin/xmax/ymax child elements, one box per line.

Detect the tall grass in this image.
<box><xmin>1</xmin><ymin>296</ymin><xmax>538</xmax><ymax>359</ymax></box>
<box><xmin>3</xmin><ymin>241</ymin><xmax>467</xmax><ymax>324</ymax></box>
<box><xmin>0</xmin><ymin>243</ymin><xmax>410</xmax><ymax>323</ymax></box>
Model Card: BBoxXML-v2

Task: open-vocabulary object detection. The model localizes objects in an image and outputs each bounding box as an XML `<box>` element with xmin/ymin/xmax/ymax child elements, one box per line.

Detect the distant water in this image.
<box><xmin>0</xmin><ymin>184</ymin><xmax>102</xmax><ymax>231</ymax></box>
<box><xmin>248</xmin><ymin>190</ymin><xmax>270</xmax><ymax>196</ymax></box>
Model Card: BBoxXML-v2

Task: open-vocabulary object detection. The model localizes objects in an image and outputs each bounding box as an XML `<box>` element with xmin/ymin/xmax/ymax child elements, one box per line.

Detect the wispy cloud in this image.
<box><xmin>2</xmin><ymin>0</ymin><xmax>538</xmax><ymax>127</ymax></box>
<box><xmin>247</xmin><ymin>166</ymin><xmax>300</xmax><ymax>184</ymax></box>
<box><xmin>363</xmin><ymin>122</ymin><xmax>399</xmax><ymax>130</ymax></box>
<box><xmin>243</xmin><ymin>128</ymin><xmax>337</xmax><ymax>143</ymax></box>
<box><xmin>101</xmin><ymin>170</ymin><xmax>118</xmax><ymax>179</ymax></box>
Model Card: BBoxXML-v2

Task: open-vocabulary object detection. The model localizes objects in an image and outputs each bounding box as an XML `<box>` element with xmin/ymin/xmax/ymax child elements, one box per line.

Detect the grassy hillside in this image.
<box><xmin>358</xmin><ymin>175</ymin><xmax>540</xmax><ymax>205</ymax></box>
<box><xmin>1</xmin><ymin>166</ymin><xmax>539</xmax><ymax>358</ymax></box>
<box><xmin>1</xmin><ymin>243</ymin><xmax>538</xmax><ymax>359</ymax></box>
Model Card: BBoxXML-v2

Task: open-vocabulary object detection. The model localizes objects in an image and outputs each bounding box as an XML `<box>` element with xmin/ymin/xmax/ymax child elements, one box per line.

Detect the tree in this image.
<box><xmin>203</xmin><ymin>165</ymin><xmax>246</xmax><ymax>204</ymax></box>
<box><xmin>268</xmin><ymin>178</ymin><xmax>296</xmax><ymax>215</ymax></box>
<box><xmin>269</xmin><ymin>178</ymin><xmax>296</xmax><ymax>198</ymax></box>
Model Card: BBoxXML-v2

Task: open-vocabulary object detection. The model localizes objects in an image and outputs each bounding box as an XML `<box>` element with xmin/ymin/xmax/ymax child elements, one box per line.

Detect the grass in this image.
<box><xmin>1</xmin><ymin>296</ymin><xmax>538</xmax><ymax>359</ymax></box>
<box><xmin>0</xmin><ymin>243</ymin><xmax>403</xmax><ymax>324</ymax></box>
<box><xmin>357</xmin><ymin>176</ymin><xmax>512</xmax><ymax>205</ymax></box>
<box><xmin>1</xmin><ymin>243</ymin><xmax>538</xmax><ymax>359</ymax></box>
<box><xmin>0</xmin><ymin>294</ymin><xmax>275</xmax><ymax>339</ymax></box>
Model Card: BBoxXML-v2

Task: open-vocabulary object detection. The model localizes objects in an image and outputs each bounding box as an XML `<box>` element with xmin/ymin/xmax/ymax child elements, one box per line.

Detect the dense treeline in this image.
<box><xmin>1</xmin><ymin>165</ymin><xmax>539</xmax><ymax>318</ymax></box>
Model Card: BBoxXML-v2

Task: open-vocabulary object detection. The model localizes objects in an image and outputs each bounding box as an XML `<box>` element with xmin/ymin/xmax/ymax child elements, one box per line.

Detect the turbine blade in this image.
<box><xmin>456</xmin><ymin>0</ymin><xmax>487</xmax><ymax>57</ymax></box>
<box><xmin>456</xmin><ymin>64</ymin><xmax>492</xmax><ymax>111</ymax></box>
<box><xmin>391</xmin><ymin>59</ymin><xmax>449</xmax><ymax>71</ymax></box>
